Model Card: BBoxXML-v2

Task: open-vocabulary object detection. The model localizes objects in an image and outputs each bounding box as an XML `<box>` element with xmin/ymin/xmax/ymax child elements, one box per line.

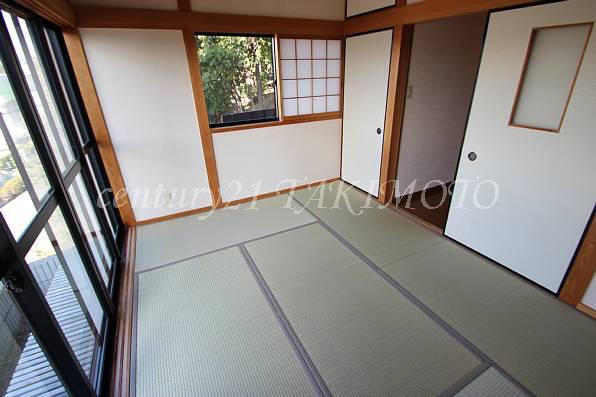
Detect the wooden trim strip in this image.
<box><xmin>133</xmin><ymin>178</ymin><xmax>340</xmax><ymax>226</ymax></box>
<box><xmin>560</xmin><ymin>212</ymin><xmax>596</xmax><ymax>307</ymax></box>
<box><xmin>13</xmin><ymin>0</ymin><xmax>75</xmax><ymax>28</ymax></box>
<box><xmin>177</xmin><ymin>0</ymin><xmax>191</xmax><ymax>12</ymax></box>
<box><xmin>62</xmin><ymin>29</ymin><xmax>136</xmax><ymax>226</ymax></box>
<box><xmin>344</xmin><ymin>0</ymin><xmax>540</xmax><ymax>36</ymax></box>
<box><xmin>182</xmin><ymin>29</ymin><xmax>223</xmax><ymax>208</ymax></box>
<box><xmin>378</xmin><ymin>25</ymin><xmax>412</xmax><ymax>204</ymax></box>
<box><xmin>74</xmin><ymin>7</ymin><xmax>344</xmax><ymax>36</ymax></box>
<box><xmin>109</xmin><ymin>226</ymin><xmax>136</xmax><ymax>397</ymax></box>
<box><xmin>222</xmin><ymin>177</ymin><xmax>340</xmax><ymax>207</ymax></box>
<box><xmin>508</xmin><ymin>23</ymin><xmax>594</xmax><ymax>133</ymax></box>
<box><xmin>576</xmin><ymin>303</ymin><xmax>596</xmax><ymax>320</ymax></box>
<box><xmin>135</xmin><ymin>205</ymin><xmax>212</xmax><ymax>226</ymax></box>
<box><xmin>211</xmin><ymin>113</ymin><xmax>342</xmax><ymax>134</ymax></box>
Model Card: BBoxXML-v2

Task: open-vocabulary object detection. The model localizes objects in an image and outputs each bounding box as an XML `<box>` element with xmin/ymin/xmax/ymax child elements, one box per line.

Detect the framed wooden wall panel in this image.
<box><xmin>62</xmin><ymin>29</ymin><xmax>136</xmax><ymax>226</ymax></box>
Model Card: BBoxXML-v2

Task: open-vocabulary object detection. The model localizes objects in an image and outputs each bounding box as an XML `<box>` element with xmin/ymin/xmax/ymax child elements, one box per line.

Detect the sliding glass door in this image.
<box><xmin>0</xmin><ymin>3</ymin><xmax>122</xmax><ymax>396</ymax></box>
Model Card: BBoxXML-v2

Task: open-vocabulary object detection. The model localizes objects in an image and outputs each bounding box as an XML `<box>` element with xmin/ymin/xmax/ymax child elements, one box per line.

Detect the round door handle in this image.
<box><xmin>376</xmin><ymin>128</ymin><xmax>382</xmax><ymax>135</ymax></box>
<box><xmin>468</xmin><ymin>152</ymin><xmax>477</xmax><ymax>161</ymax></box>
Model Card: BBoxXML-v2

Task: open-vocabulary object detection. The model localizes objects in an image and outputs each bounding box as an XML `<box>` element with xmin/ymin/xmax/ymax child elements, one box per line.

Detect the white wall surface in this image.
<box><xmin>190</xmin><ymin>0</ymin><xmax>345</xmax><ymax>20</ymax></box>
<box><xmin>396</xmin><ymin>13</ymin><xmax>486</xmax><ymax>194</ymax></box>
<box><xmin>582</xmin><ymin>274</ymin><xmax>596</xmax><ymax>310</ymax></box>
<box><xmin>213</xmin><ymin>120</ymin><xmax>341</xmax><ymax>202</ymax></box>
<box><xmin>346</xmin><ymin>0</ymin><xmax>395</xmax><ymax>17</ymax></box>
<box><xmin>80</xmin><ymin>28</ymin><xmax>212</xmax><ymax>222</ymax></box>
<box><xmin>70</xmin><ymin>0</ymin><xmax>178</xmax><ymax>10</ymax></box>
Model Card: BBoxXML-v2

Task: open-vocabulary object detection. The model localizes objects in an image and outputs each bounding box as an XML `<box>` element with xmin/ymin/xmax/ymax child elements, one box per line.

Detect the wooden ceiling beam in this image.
<box><xmin>13</xmin><ymin>0</ymin><xmax>76</xmax><ymax>28</ymax></box>
<box><xmin>74</xmin><ymin>7</ymin><xmax>344</xmax><ymax>36</ymax></box>
<box><xmin>344</xmin><ymin>0</ymin><xmax>541</xmax><ymax>35</ymax></box>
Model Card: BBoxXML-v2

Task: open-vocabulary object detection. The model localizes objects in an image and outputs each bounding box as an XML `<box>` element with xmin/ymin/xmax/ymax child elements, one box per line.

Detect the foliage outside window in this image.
<box><xmin>195</xmin><ymin>34</ymin><xmax>277</xmax><ymax>127</ymax></box>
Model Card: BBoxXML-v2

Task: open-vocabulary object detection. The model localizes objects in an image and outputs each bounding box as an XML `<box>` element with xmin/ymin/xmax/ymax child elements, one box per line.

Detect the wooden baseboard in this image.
<box><xmin>576</xmin><ymin>303</ymin><xmax>596</xmax><ymax>320</ymax></box>
<box><xmin>110</xmin><ymin>227</ymin><xmax>136</xmax><ymax>397</ymax></box>
<box><xmin>135</xmin><ymin>205</ymin><xmax>212</xmax><ymax>226</ymax></box>
<box><xmin>222</xmin><ymin>178</ymin><xmax>340</xmax><ymax>207</ymax></box>
<box><xmin>133</xmin><ymin>178</ymin><xmax>340</xmax><ymax>226</ymax></box>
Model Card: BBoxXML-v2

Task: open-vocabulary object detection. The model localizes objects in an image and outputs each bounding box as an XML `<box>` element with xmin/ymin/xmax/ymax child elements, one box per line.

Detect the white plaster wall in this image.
<box><xmin>396</xmin><ymin>13</ymin><xmax>486</xmax><ymax>194</ymax></box>
<box><xmin>346</xmin><ymin>0</ymin><xmax>395</xmax><ymax>17</ymax></box>
<box><xmin>80</xmin><ymin>28</ymin><xmax>212</xmax><ymax>222</ymax></box>
<box><xmin>213</xmin><ymin>120</ymin><xmax>341</xmax><ymax>202</ymax></box>
<box><xmin>582</xmin><ymin>274</ymin><xmax>596</xmax><ymax>310</ymax></box>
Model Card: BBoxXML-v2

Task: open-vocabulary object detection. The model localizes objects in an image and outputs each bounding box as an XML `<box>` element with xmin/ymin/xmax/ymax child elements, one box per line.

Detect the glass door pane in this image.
<box><xmin>0</xmin><ymin>57</ymin><xmax>51</xmax><ymax>238</ymax></box>
<box><xmin>2</xmin><ymin>12</ymin><xmax>75</xmax><ymax>174</ymax></box>
<box><xmin>68</xmin><ymin>174</ymin><xmax>112</xmax><ymax>285</ymax></box>
<box><xmin>25</xmin><ymin>208</ymin><xmax>104</xmax><ymax>378</ymax></box>
<box><xmin>0</xmin><ymin>287</ymin><xmax>68</xmax><ymax>396</ymax></box>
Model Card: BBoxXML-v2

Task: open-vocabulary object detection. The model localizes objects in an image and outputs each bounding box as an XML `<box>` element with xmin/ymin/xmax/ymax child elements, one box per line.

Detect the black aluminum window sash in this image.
<box><xmin>0</xmin><ymin>16</ymin><xmax>96</xmax><ymax>397</ymax></box>
<box><xmin>43</xmin><ymin>25</ymin><xmax>123</xmax><ymax>257</ymax></box>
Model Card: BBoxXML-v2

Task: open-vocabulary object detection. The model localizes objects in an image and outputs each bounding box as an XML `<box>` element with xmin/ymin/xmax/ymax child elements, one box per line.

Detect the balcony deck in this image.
<box><xmin>4</xmin><ymin>258</ymin><xmax>95</xmax><ymax>397</ymax></box>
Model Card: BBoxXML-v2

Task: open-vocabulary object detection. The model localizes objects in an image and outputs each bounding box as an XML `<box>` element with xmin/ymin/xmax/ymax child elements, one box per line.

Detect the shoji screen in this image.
<box><xmin>279</xmin><ymin>38</ymin><xmax>342</xmax><ymax>117</ymax></box>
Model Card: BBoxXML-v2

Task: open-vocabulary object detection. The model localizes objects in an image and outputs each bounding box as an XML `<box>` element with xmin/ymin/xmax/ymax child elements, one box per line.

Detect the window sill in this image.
<box><xmin>210</xmin><ymin>112</ymin><xmax>342</xmax><ymax>134</ymax></box>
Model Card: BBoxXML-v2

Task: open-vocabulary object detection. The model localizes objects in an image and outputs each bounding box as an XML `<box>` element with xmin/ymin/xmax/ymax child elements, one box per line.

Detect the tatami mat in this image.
<box><xmin>384</xmin><ymin>241</ymin><xmax>596</xmax><ymax>396</ymax></box>
<box><xmin>455</xmin><ymin>367</ymin><xmax>525</xmax><ymax>397</ymax></box>
<box><xmin>245</xmin><ymin>223</ymin><xmax>480</xmax><ymax>396</ymax></box>
<box><xmin>136</xmin><ymin>248</ymin><xmax>318</xmax><ymax>397</ymax></box>
<box><xmin>135</xmin><ymin>194</ymin><xmax>314</xmax><ymax>272</ymax></box>
<box><xmin>292</xmin><ymin>182</ymin><xmax>442</xmax><ymax>267</ymax></box>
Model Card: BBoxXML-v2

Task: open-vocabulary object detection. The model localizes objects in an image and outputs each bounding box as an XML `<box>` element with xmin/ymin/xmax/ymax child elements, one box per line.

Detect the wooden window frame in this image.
<box><xmin>508</xmin><ymin>22</ymin><xmax>593</xmax><ymax>133</ymax></box>
<box><xmin>194</xmin><ymin>32</ymin><xmax>280</xmax><ymax>129</ymax></box>
<box><xmin>276</xmin><ymin>35</ymin><xmax>344</xmax><ymax>124</ymax></box>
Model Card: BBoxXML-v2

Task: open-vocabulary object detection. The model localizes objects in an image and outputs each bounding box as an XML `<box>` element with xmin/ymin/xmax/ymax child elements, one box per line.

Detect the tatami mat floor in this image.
<box><xmin>133</xmin><ymin>181</ymin><xmax>596</xmax><ymax>397</ymax></box>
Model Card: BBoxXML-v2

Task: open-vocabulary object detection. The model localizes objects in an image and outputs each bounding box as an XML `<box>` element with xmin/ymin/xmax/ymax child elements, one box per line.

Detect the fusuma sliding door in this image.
<box><xmin>445</xmin><ymin>0</ymin><xmax>595</xmax><ymax>292</ymax></box>
<box><xmin>341</xmin><ymin>29</ymin><xmax>393</xmax><ymax>197</ymax></box>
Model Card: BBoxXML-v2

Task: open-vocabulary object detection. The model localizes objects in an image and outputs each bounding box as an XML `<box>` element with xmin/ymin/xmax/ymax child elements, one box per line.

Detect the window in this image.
<box><xmin>279</xmin><ymin>38</ymin><xmax>342</xmax><ymax>117</ymax></box>
<box><xmin>0</xmin><ymin>4</ymin><xmax>122</xmax><ymax>396</ymax></box>
<box><xmin>195</xmin><ymin>34</ymin><xmax>278</xmax><ymax>127</ymax></box>
<box><xmin>510</xmin><ymin>23</ymin><xmax>593</xmax><ymax>132</ymax></box>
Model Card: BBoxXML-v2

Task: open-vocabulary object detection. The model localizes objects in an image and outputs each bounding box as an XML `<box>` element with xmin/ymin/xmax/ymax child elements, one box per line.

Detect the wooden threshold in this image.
<box><xmin>109</xmin><ymin>226</ymin><xmax>136</xmax><ymax>397</ymax></box>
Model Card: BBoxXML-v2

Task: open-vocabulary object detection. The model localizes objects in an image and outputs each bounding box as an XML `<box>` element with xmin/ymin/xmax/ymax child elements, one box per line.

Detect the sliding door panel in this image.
<box><xmin>445</xmin><ymin>0</ymin><xmax>596</xmax><ymax>292</ymax></box>
<box><xmin>342</xmin><ymin>29</ymin><xmax>393</xmax><ymax>197</ymax></box>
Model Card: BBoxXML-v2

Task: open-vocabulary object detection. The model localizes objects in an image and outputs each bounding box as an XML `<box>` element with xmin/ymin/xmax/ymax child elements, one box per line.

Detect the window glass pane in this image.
<box><xmin>85</xmin><ymin>150</ymin><xmax>116</xmax><ymax>238</ymax></box>
<box><xmin>2</xmin><ymin>12</ymin><xmax>75</xmax><ymax>173</ymax></box>
<box><xmin>43</xmin><ymin>27</ymin><xmax>87</xmax><ymax>146</ymax></box>
<box><xmin>69</xmin><ymin>173</ymin><xmax>112</xmax><ymax>285</ymax></box>
<box><xmin>0</xmin><ymin>58</ymin><xmax>51</xmax><ymax>238</ymax></box>
<box><xmin>0</xmin><ymin>288</ymin><xmax>68</xmax><ymax>396</ymax></box>
<box><xmin>196</xmin><ymin>35</ymin><xmax>277</xmax><ymax>126</ymax></box>
<box><xmin>25</xmin><ymin>208</ymin><xmax>104</xmax><ymax>378</ymax></box>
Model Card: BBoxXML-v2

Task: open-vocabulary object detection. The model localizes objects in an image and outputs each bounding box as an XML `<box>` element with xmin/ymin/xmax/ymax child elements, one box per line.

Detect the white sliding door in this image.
<box><xmin>445</xmin><ymin>0</ymin><xmax>596</xmax><ymax>292</ymax></box>
<box><xmin>341</xmin><ymin>29</ymin><xmax>393</xmax><ymax>196</ymax></box>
